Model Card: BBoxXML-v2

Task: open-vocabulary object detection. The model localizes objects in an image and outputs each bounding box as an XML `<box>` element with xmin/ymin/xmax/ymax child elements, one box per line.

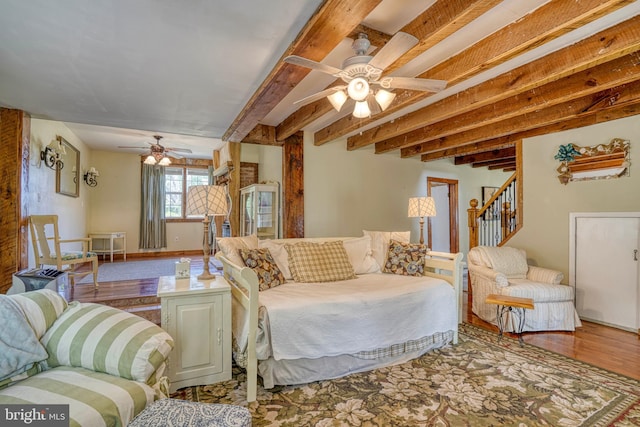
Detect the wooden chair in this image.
<box><xmin>29</xmin><ymin>214</ymin><xmax>99</xmax><ymax>289</ymax></box>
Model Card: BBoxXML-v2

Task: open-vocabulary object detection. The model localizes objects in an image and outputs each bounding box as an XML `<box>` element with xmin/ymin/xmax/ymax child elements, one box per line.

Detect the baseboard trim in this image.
<box><xmin>124</xmin><ymin>250</ymin><xmax>203</xmax><ymax>260</ymax></box>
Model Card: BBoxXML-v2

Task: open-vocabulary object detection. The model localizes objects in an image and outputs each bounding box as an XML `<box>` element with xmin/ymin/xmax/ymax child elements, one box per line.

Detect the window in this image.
<box><xmin>165</xmin><ymin>166</ymin><xmax>209</xmax><ymax>220</ymax></box>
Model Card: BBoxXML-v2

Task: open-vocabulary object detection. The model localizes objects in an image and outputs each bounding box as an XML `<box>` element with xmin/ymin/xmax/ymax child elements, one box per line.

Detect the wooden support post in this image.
<box><xmin>283</xmin><ymin>132</ymin><xmax>304</xmax><ymax>238</ymax></box>
<box><xmin>0</xmin><ymin>108</ymin><xmax>30</xmax><ymax>294</ymax></box>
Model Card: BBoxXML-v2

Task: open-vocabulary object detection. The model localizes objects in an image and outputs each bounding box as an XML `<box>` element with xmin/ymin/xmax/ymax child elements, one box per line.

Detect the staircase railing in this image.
<box><xmin>468</xmin><ymin>141</ymin><xmax>523</xmax><ymax>249</ymax></box>
<box><xmin>468</xmin><ymin>173</ymin><xmax>522</xmax><ymax>249</ymax></box>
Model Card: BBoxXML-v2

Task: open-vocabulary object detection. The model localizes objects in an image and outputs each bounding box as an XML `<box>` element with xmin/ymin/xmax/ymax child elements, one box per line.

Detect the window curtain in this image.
<box><xmin>139</xmin><ymin>164</ymin><xmax>167</xmax><ymax>249</ymax></box>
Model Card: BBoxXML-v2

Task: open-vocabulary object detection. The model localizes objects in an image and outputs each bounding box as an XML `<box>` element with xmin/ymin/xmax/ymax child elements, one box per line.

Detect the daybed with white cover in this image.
<box><xmin>216</xmin><ymin>231</ymin><xmax>463</xmax><ymax>402</ymax></box>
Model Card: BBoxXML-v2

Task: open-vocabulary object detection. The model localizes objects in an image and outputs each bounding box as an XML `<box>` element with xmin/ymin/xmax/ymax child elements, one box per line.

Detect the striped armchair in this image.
<box><xmin>0</xmin><ymin>289</ymin><xmax>174</xmax><ymax>426</ymax></box>
<box><xmin>468</xmin><ymin>246</ymin><xmax>582</xmax><ymax>332</ymax></box>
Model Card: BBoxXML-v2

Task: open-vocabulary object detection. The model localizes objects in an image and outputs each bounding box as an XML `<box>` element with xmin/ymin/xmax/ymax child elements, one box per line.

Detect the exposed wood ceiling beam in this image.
<box><xmin>488</xmin><ymin>163</ymin><xmax>516</xmax><ymax>171</ymax></box>
<box><xmin>376</xmin><ymin>52</ymin><xmax>640</xmax><ymax>154</ymax></box>
<box><xmin>473</xmin><ymin>159</ymin><xmax>516</xmax><ymax>168</ymax></box>
<box><xmin>336</xmin><ymin>0</ymin><xmax>636</xmax><ymax>149</ymax></box>
<box><xmin>404</xmin><ymin>80</ymin><xmax>640</xmax><ymax>157</ymax></box>
<box><xmin>349</xmin><ymin>13</ymin><xmax>640</xmax><ymax>151</ymax></box>
<box><xmin>378</xmin><ymin>0</ymin><xmax>502</xmax><ymax>75</ymax></box>
<box><xmin>222</xmin><ymin>0</ymin><xmax>383</xmax><ymax>142</ymax></box>
<box><xmin>420</xmin><ymin>90</ymin><xmax>640</xmax><ymax>162</ymax></box>
<box><xmin>240</xmin><ymin>124</ymin><xmax>282</xmax><ymax>146</ymax></box>
<box><xmin>274</xmin><ymin>0</ymin><xmax>501</xmax><ymax>142</ymax></box>
<box><xmin>455</xmin><ymin>147</ymin><xmax>516</xmax><ymax>165</ymax></box>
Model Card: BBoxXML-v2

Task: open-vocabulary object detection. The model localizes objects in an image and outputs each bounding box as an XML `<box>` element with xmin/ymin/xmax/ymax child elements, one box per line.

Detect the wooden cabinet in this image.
<box><xmin>240</xmin><ymin>183</ymin><xmax>280</xmax><ymax>239</ymax></box>
<box><xmin>157</xmin><ymin>276</ymin><xmax>231</xmax><ymax>393</ymax></box>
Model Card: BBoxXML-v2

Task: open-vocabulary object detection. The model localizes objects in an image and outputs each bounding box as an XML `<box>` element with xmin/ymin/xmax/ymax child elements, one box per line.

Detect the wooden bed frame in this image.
<box><xmin>217</xmin><ymin>250</ymin><xmax>463</xmax><ymax>402</ymax></box>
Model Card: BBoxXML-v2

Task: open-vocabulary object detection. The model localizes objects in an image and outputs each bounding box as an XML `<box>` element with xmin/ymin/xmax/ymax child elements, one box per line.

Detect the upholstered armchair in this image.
<box><xmin>468</xmin><ymin>246</ymin><xmax>581</xmax><ymax>332</ymax></box>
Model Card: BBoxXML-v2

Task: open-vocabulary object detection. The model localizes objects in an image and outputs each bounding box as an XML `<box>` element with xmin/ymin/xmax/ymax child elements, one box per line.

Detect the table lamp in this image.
<box><xmin>408</xmin><ymin>196</ymin><xmax>437</xmax><ymax>245</ymax></box>
<box><xmin>186</xmin><ymin>185</ymin><xmax>228</xmax><ymax>280</ymax></box>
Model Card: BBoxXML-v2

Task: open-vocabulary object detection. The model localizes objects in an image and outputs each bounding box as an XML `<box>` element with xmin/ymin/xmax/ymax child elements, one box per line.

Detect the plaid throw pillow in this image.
<box><xmin>286</xmin><ymin>241</ymin><xmax>357</xmax><ymax>283</ymax></box>
<box><xmin>383</xmin><ymin>239</ymin><xmax>427</xmax><ymax>276</ymax></box>
<box><xmin>239</xmin><ymin>248</ymin><xmax>286</xmax><ymax>291</ymax></box>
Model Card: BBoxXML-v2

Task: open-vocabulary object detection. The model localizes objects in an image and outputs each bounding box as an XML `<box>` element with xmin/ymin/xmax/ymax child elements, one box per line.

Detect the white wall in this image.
<box><xmin>28</xmin><ymin>119</ymin><xmax>92</xmax><ymax>267</ymax></box>
<box><xmin>302</xmin><ymin>132</ymin><xmax>509</xmax><ymax>252</ymax></box>
<box><xmin>508</xmin><ymin>115</ymin><xmax>640</xmax><ymax>279</ymax></box>
<box><xmin>28</xmin><ymin>120</ymin><xmax>511</xmax><ymax>260</ymax></box>
<box><xmin>87</xmin><ymin>150</ymin><xmax>205</xmax><ymax>254</ymax></box>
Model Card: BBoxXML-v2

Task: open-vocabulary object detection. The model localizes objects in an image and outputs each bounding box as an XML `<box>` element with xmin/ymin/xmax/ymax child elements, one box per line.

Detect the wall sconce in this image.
<box><xmin>83</xmin><ymin>167</ymin><xmax>99</xmax><ymax>187</ymax></box>
<box><xmin>40</xmin><ymin>146</ymin><xmax>64</xmax><ymax>170</ymax></box>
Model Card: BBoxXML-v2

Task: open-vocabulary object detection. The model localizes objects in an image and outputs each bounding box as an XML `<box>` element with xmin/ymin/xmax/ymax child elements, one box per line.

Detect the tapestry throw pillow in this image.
<box><xmin>285</xmin><ymin>241</ymin><xmax>357</xmax><ymax>283</ymax></box>
<box><xmin>239</xmin><ymin>248</ymin><xmax>286</xmax><ymax>291</ymax></box>
<box><xmin>41</xmin><ymin>302</ymin><xmax>174</xmax><ymax>384</ymax></box>
<box><xmin>216</xmin><ymin>235</ymin><xmax>259</xmax><ymax>266</ymax></box>
<box><xmin>363</xmin><ymin>230</ymin><xmax>410</xmax><ymax>269</ymax></box>
<box><xmin>384</xmin><ymin>239</ymin><xmax>427</xmax><ymax>276</ymax></box>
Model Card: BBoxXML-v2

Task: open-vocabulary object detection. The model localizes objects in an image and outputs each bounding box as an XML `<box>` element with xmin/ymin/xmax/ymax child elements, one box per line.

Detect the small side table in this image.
<box><xmin>485</xmin><ymin>294</ymin><xmax>534</xmax><ymax>346</ymax></box>
<box><xmin>158</xmin><ymin>275</ymin><xmax>231</xmax><ymax>393</ymax></box>
<box><xmin>89</xmin><ymin>231</ymin><xmax>126</xmax><ymax>262</ymax></box>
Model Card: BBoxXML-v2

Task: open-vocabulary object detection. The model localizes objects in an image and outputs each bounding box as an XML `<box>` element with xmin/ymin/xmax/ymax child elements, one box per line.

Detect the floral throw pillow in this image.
<box><xmin>383</xmin><ymin>239</ymin><xmax>427</xmax><ymax>276</ymax></box>
<box><xmin>239</xmin><ymin>248</ymin><xmax>286</xmax><ymax>291</ymax></box>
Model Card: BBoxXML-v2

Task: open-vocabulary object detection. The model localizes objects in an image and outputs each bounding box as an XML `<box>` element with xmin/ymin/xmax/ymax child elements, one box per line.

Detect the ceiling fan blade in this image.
<box><xmin>284</xmin><ymin>55</ymin><xmax>343</xmax><ymax>76</ymax></box>
<box><xmin>117</xmin><ymin>146</ymin><xmax>148</xmax><ymax>149</ymax></box>
<box><xmin>293</xmin><ymin>86</ymin><xmax>347</xmax><ymax>106</ymax></box>
<box><xmin>166</xmin><ymin>147</ymin><xmax>192</xmax><ymax>153</ymax></box>
<box><xmin>368</xmin><ymin>32</ymin><xmax>418</xmax><ymax>71</ymax></box>
<box><xmin>377</xmin><ymin>76</ymin><xmax>447</xmax><ymax>92</ymax></box>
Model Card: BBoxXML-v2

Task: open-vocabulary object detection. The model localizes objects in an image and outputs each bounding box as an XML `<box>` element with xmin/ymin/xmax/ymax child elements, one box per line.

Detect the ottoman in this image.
<box><xmin>129</xmin><ymin>398</ymin><xmax>252</xmax><ymax>426</ymax></box>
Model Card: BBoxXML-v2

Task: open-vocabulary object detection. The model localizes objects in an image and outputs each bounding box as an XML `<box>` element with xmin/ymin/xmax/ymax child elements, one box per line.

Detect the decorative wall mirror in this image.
<box><xmin>55</xmin><ymin>136</ymin><xmax>80</xmax><ymax>197</ymax></box>
<box><xmin>555</xmin><ymin>138</ymin><xmax>630</xmax><ymax>184</ymax></box>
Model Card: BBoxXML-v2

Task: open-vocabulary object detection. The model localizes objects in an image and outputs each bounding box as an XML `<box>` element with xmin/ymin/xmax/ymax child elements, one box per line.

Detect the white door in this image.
<box><xmin>430</xmin><ymin>184</ymin><xmax>450</xmax><ymax>252</ymax></box>
<box><xmin>574</xmin><ymin>215</ymin><xmax>639</xmax><ymax>331</ymax></box>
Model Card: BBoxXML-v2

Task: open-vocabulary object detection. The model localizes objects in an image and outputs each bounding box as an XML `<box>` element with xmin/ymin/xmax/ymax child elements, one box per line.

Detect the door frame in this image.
<box><xmin>427</xmin><ymin>177</ymin><xmax>459</xmax><ymax>253</ymax></box>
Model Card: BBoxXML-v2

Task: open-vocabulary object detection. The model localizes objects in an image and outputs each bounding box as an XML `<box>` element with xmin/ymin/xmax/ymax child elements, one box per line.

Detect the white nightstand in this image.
<box><xmin>157</xmin><ymin>275</ymin><xmax>231</xmax><ymax>393</ymax></box>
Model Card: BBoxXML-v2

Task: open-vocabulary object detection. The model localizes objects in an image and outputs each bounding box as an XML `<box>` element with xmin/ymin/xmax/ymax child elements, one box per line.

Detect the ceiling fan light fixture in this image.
<box><xmin>158</xmin><ymin>156</ymin><xmax>171</xmax><ymax>166</ymax></box>
<box><xmin>375</xmin><ymin>89</ymin><xmax>396</xmax><ymax>111</ymax></box>
<box><xmin>144</xmin><ymin>155</ymin><xmax>157</xmax><ymax>165</ymax></box>
<box><xmin>353</xmin><ymin>100</ymin><xmax>371</xmax><ymax>118</ymax></box>
<box><xmin>327</xmin><ymin>90</ymin><xmax>348</xmax><ymax>111</ymax></box>
<box><xmin>347</xmin><ymin>77</ymin><xmax>369</xmax><ymax>101</ymax></box>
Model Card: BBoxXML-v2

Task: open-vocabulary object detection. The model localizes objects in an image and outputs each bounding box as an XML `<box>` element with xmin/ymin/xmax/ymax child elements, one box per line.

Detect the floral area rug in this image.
<box><xmin>171</xmin><ymin>323</ymin><xmax>640</xmax><ymax>426</ymax></box>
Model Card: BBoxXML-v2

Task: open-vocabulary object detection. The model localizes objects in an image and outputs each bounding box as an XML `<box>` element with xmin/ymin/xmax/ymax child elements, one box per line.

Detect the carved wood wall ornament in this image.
<box><xmin>556</xmin><ymin>138</ymin><xmax>630</xmax><ymax>184</ymax></box>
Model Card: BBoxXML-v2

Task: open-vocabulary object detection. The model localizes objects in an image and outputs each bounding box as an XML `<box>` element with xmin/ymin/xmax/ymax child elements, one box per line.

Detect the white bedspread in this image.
<box><xmin>254</xmin><ymin>273</ymin><xmax>456</xmax><ymax>361</ymax></box>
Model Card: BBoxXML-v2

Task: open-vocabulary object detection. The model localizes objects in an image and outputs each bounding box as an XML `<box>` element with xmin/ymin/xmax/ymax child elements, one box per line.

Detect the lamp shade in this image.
<box><xmin>408</xmin><ymin>197</ymin><xmax>436</xmax><ymax>218</ymax></box>
<box><xmin>186</xmin><ymin>185</ymin><xmax>228</xmax><ymax>216</ymax></box>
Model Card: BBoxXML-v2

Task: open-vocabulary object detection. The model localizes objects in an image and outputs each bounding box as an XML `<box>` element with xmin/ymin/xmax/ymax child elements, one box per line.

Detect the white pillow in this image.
<box><xmin>259</xmin><ymin>239</ymin><xmax>292</xmax><ymax>280</ymax></box>
<box><xmin>363</xmin><ymin>230</ymin><xmax>410</xmax><ymax>269</ymax></box>
<box><xmin>216</xmin><ymin>235</ymin><xmax>259</xmax><ymax>266</ymax></box>
<box><xmin>342</xmin><ymin>236</ymin><xmax>380</xmax><ymax>274</ymax></box>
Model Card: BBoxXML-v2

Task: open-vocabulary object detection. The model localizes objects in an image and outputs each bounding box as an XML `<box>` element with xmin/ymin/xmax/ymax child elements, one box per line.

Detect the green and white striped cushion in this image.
<box><xmin>9</xmin><ymin>289</ymin><xmax>68</xmax><ymax>339</ymax></box>
<box><xmin>0</xmin><ymin>366</ymin><xmax>155</xmax><ymax>427</ymax></box>
<box><xmin>41</xmin><ymin>302</ymin><xmax>174</xmax><ymax>384</ymax></box>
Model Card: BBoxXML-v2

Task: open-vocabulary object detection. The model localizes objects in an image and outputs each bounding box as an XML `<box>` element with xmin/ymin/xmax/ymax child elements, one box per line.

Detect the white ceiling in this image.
<box><xmin>1</xmin><ymin>0</ymin><xmax>637</xmax><ymax>159</ymax></box>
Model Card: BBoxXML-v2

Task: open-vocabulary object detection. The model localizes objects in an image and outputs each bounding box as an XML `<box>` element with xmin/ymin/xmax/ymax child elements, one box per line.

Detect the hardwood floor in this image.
<box><xmin>66</xmin><ymin>258</ymin><xmax>640</xmax><ymax>381</ymax></box>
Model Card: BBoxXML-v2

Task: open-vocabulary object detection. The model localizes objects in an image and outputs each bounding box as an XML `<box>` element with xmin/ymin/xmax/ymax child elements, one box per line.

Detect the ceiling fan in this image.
<box><xmin>118</xmin><ymin>135</ymin><xmax>192</xmax><ymax>165</ymax></box>
<box><xmin>284</xmin><ymin>32</ymin><xmax>448</xmax><ymax>118</ymax></box>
